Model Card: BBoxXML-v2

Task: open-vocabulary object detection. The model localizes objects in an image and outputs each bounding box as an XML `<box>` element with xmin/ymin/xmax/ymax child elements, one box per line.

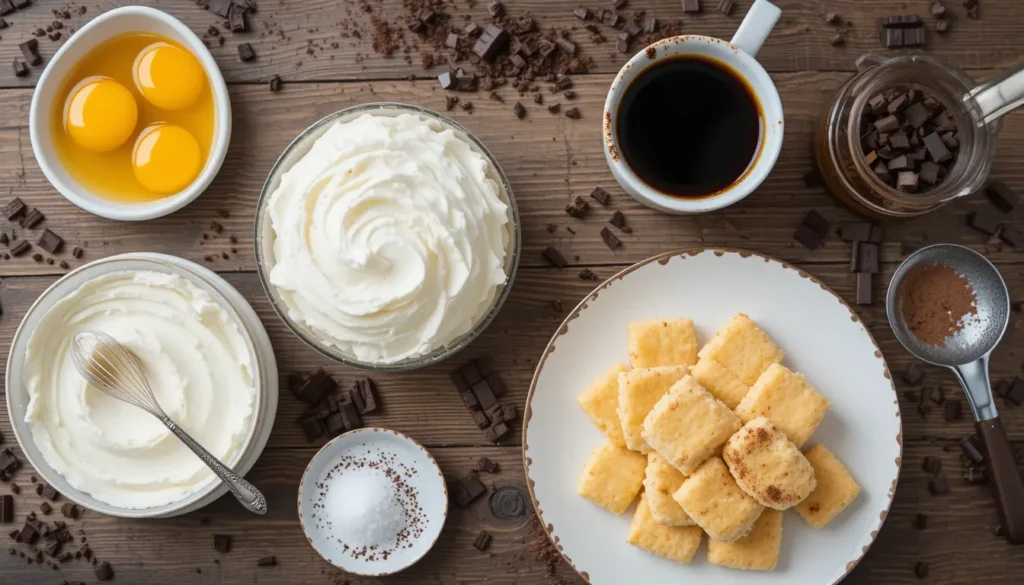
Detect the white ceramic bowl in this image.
<box><xmin>298</xmin><ymin>428</ymin><xmax>448</xmax><ymax>576</ymax></box>
<box><xmin>29</xmin><ymin>6</ymin><xmax>232</xmax><ymax>221</ymax></box>
<box><xmin>255</xmin><ymin>103</ymin><xmax>520</xmax><ymax>371</ymax></box>
<box><xmin>5</xmin><ymin>253</ymin><xmax>278</xmax><ymax>518</ymax></box>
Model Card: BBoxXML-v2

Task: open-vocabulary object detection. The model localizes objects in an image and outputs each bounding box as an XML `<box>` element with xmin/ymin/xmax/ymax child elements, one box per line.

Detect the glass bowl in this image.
<box><xmin>254</xmin><ymin>103</ymin><xmax>521</xmax><ymax>372</ymax></box>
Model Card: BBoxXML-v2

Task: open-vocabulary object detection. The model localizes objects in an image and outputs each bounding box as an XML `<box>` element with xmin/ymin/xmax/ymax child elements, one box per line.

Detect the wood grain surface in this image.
<box><xmin>0</xmin><ymin>0</ymin><xmax>1022</xmax><ymax>583</ymax></box>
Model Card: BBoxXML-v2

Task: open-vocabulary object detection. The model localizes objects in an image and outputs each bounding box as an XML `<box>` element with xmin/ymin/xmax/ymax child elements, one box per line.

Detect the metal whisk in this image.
<box><xmin>69</xmin><ymin>330</ymin><xmax>267</xmax><ymax>515</ymax></box>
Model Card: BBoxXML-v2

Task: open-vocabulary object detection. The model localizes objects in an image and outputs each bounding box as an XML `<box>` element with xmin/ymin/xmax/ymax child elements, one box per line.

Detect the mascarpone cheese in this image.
<box><xmin>266</xmin><ymin>112</ymin><xmax>511</xmax><ymax>364</ymax></box>
<box><xmin>24</xmin><ymin>270</ymin><xmax>256</xmax><ymax>509</ymax></box>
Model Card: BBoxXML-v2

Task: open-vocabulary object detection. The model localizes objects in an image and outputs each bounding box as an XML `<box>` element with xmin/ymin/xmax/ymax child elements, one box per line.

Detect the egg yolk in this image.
<box><xmin>133</xmin><ymin>42</ymin><xmax>205</xmax><ymax>111</ymax></box>
<box><xmin>131</xmin><ymin>124</ymin><xmax>202</xmax><ymax>194</ymax></box>
<box><xmin>63</xmin><ymin>77</ymin><xmax>138</xmax><ymax>153</ymax></box>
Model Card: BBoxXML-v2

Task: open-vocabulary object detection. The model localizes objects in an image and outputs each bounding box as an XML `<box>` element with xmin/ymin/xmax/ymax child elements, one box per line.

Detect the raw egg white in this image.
<box><xmin>63</xmin><ymin>76</ymin><xmax>138</xmax><ymax>153</ymax></box>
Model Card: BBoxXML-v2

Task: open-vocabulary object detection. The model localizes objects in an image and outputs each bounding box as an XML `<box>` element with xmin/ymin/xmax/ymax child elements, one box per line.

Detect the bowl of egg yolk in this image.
<box><xmin>29</xmin><ymin>6</ymin><xmax>231</xmax><ymax>221</ymax></box>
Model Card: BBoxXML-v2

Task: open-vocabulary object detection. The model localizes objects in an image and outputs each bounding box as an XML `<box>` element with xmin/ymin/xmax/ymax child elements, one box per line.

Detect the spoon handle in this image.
<box><xmin>162</xmin><ymin>416</ymin><xmax>268</xmax><ymax>515</ymax></box>
<box><xmin>976</xmin><ymin>418</ymin><xmax>1024</xmax><ymax>544</ymax></box>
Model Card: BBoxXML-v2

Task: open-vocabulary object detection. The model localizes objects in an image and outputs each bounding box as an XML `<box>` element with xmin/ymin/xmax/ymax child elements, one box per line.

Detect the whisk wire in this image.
<box><xmin>70</xmin><ymin>330</ymin><xmax>163</xmax><ymax>415</ymax></box>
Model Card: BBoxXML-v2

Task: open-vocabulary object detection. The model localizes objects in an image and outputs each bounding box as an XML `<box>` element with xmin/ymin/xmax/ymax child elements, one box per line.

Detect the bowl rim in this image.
<box><xmin>28</xmin><ymin>5</ymin><xmax>232</xmax><ymax>221</ymax></box>
<box><xmin>4</xmin><ymin>253</ymin><xmax>271</xmax><ymax>518</ymax></box>
<box><xmin>253</xmin><ymin>102</ymin><xmax>521</xmax><ymax>372</ymax></box>
<box><xmin>296</xmin><ymin>427</ymin><xmax>449</xmax><ymax>576</ymax></box>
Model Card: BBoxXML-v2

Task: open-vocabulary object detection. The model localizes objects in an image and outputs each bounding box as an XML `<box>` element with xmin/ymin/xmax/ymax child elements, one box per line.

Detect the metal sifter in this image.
<box><xmin>887</xmin><ymin>244</ymin><xmax>1023</xmax><ymax>544</ymax></box>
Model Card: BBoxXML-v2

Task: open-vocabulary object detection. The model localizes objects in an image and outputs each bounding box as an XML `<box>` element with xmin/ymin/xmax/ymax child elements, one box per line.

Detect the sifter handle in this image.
<box><xmin>976</xmin><ymin>418</ymin><xmax>1024</xmax><ymax>544</ymax></box>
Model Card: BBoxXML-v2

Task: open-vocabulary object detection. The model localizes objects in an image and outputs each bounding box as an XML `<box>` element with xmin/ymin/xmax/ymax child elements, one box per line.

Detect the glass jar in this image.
<box><xmin>815</xmin><ymin>54</ymin><xmax>1010</xmax><ymax>219</ymax></box>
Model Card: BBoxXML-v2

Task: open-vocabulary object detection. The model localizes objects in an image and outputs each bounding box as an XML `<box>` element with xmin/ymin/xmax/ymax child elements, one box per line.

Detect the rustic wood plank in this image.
<box><xmin>2</xmin><ymin>265</ymin><xmax>1023</xmax><ymax>448</ymax></box>
<box><xmin>0</xmin><ymin>0</ymin><xmax>1021</xmax><ymax>87</ymax></box>
<box><xmin>0</xmin><ymin>441</ymin><xmax>1018</xmax><ymax>583</ymax></box>
<box><xmin>1</xmin><ymin>74</ymin><xmax>1024</xmax><ymax>276</ymax></box>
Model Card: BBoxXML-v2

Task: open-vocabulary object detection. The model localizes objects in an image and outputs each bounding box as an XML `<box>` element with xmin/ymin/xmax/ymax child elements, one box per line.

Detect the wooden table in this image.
<box><xmin>0</xmin><ymin>1</ymin><xmax>1022</xmax><ymax>583</ymax></box>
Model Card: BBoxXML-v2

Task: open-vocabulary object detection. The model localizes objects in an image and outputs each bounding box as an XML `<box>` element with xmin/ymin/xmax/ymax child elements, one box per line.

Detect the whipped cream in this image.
<box><xmin>24</xmin><ymin>271</ymin><xmax>256</xmax><ymax>509</ymax></box>
<box><xmin>266</xmin><ymin>112</ymin><xmax>511</xmax><ymax>363</ymax></box>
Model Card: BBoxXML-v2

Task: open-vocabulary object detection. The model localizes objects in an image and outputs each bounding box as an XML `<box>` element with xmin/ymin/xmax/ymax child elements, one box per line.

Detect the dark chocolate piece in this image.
<box><xmin>919</xmin><ymin>161</ymin><xmax>942</xmax><ymax>185</ymax></box>
<box><xmin>486</xmin><ymin>373</ymin><xmax>507</xmax><ymax>397</ymax></box>
<box><xmin>473</xmin><ymin>530</ymin><xmax>492</xmax><ymax>551</ymax></box>
<box><xmin>897</xmin><ymin>171</ymin><xmax>919</xmax><ymax>193</ymax></box>
<box><xmin>840</xmin><ymin>223</ymin><xmax>873</xmax><ymax>242</ymax></box>
<box><xmin>486</xmin><ymin>0</ymin><xmax>503</xmax><ymax>17</ymax></box>
<box><xmin>502</xmin><ymin>403</ymin><xmax>517</xmax><ymax>421</ymax></box>
<box><xmin>928</xmin><ymin>386</ymin><xmax>944</xmax><ymax>404</ymax></box>
<box><xmin>350</xmin><ymin>378</ymin><xmax>378</xmax><ymax>414</ymax></box>
<box><xmin>214</xmin><ymin>534</ymin><xmax>232</xmax><ymax>553</ymax></box>
<box><xmin>465</xmin><ymin>22</ymin><xmax>481</xmax><ymax>36</ymax></box>
<box><xmin>573</xmin><ymin>6</ymin><xmax>592</xmax><ymax>20</ymax></box>
<box><xmin>985</xmin><ymin>181</ymin><xmax>1016</xmax><ymax>213</ymax></box>
<box><xmin>2</xmin><ymin>198</ymin><xmax>25</xmax><ymax>220</ymax></box>
<box><xmin>873</xmin><ymin>115</ymin><xmax>900</xmax><ymax>133</ymax></box>
<box><xmin>883</xmin><ymin>28</ymin><xmax>903</xmax><ymax>48</ymax></box>
<box><xmin>476</xmin><ymin>457</ymin><xmax>500</xmax><ymax>473</ymax></box>
<box><xmin>565</xmin><ymin>195</ymin><xmax>588</xmax><ymax>218</ymax></box>
<box><xmin>922</xmin><ymin>132</ymin><xmax>951</xmax><ymax>163</ymax></box>
<box><xmin>257</xmin><ymin>556</ymin><xmax>276</xmax><ymax>566</ymax></box>
<box><xmin>1007</xmin><ymin>378</ymin><xmax>1024</xmax><ymax>406</ymax></box>
<box><xmin>968</xmin><ymin>210</ymin><xmax>1002</xmax><ymax>235</ymax></box>
<box><xmin>40</xmin><ymin>484</ymin><xmax>58</xmax><ymax>501</ymax></box>
<box><xmin>37</xmin><ymin>229</ymin><xmax>62</xmax><ymax>254</ymax></box>
<box><xmin>471</xmin><ymin>409</ymin><xmax>490</xmax><ymax>429</ymax></box>
<box><xmin>717</xmin><ymin>0</ymin><xmax>735</xmax><ymax>15</ymax></box>
<box><xmin>483</xmin><ymin>422</ymin><xmax>510</xmax><ymax>442</ymax></box>
<box><xmin>922</xmin><ymin>456</ymin><xmax>942</xmax><ymax>475</ymax></box>
<box><xmin>903</xmin><ymin>27</ymin><xmax>926</xmax><ymax>47</ymax></box>
<box><xmin>19</xmin><ymin>38</ymin><xmax>41</xmax><ymax>66</ymax></box>
<box><xmin>564</xmin><ymin>106</ymin><xmax>581</xmax><ymax>119</ymax></box>
<box><xmin>471</xmin><ymin>381</ymin><xmax>498</xmax><ymax>411</ymax></box>
<box><xmin>453</xmin><ymin>473</ymin><xmax>487</xmax><ymax>507</ymax></box>
<box><xmin>915</xmin><ymin>513</ymin><xmax>928</xmax><ymax>530</ymax></box>
<box><xmin>208</xmin><ymin>0</ymin><xmax>232</xmax><ymax>17</ymax></box>
<box><xmin>21</xmin><ymin>208</ymin><xmax>44</xmax><ymax>228</ymax></box>
<box><xmin>95</xmin><ymin>561</ymin><xmax>114</xmax><ymax>581</ymax></box>
<box><xmin>295</xmin><ymin>368</ymin><xmax>336</xmax><ymax>405</ymax></box>
<box><xmin>887</xmin><ymin>155</ymin><xmax>911</xmax><ymax>171</ymax></box>
<box><xmin>473</xmin><ymin>25</ymin><xmax>510</xmax><ymax>61</ymax></box>
<box><xmin>268</xmin><ymin>75</ymin><xmax>282</xmax><ymax>93</ymax></box>
<box><xmin>1000</xmin><ymin>227</ymin><xmax>1023</xmax><ymax>248</ymax></box>
<box><xmin>300</xmin><ymin>416</ymin><xmax>325</xmax><ymax>441</ymax></box>
<box><xmin>794</xmin><ymin>225</ymin><xmax>824</xmax><ymax>250</ymax></box>
<box><xmin>802</xmin><ymin>210</ymin><xmax>831</xmax><ymax>238</ymax></box>
<box><xmin>610</xmin><ymin>210</ymin><xmax>628</xmax><ymax>230</ymax></box>
<box><xmin>485</xmin><ymin>403</ymin><xmax>506</xmax><ymax>425</ymax></box>
<box><xmin>323</xmin><ymin>413</ymin><xmax>345</xmax><ymax>435</ymax></box>
<box><xmin>903</xmin><ymin>363</ymin><xmax>926</xmax><ymax>385</ymax></box>
<box><xmin>72</xmin><ymin>246</ymin><xmax>84</xmax><ymax>258</ymax></box>
<box><xmin>681</xmin><ymin>0</ymin><xmax>701</xmax><ymax>13</ymax></box>
<box><xmin>961</xmin><ymin>435</ymin><xmax>984</xmax><ymax>464</ymax></box>
<box><xmin>39</xmin><ymin>502</ymin><xmax>52</xmax><ymax>515</ymax></box>
<box><xmin>600</xmin><ymin>227</ymin><xmax>621</xmax><ymax>250</ymax></box>
<box><xmin>445</xmin><ymin>95</ymin><xmax>458</xmax><ymax>111</ymax></box>
<box><xmin>590</xmin><ymin>186</ymin><xmax>611</xmax><ymax>206</ymax></box>
<box><xmin>237</xmin><ymin>43</ymin><xmax>256</xmax><ymax>62</ymax></box>
<box><xmin>855</xmin><ymin>272</ymin><xmax>873</xmax><ymax>305</ymax></box>
<box><xmin>513</xmin><ymin>102</ymin><xmax>526</xmax><ymax>119</ymax></box>
<box><xmin>339</xmin><ymin>401</ymin><xmax>362</xmax><ymax>430</ymax></box>
<box><xmin>542</xmin><ymin>246</ymin><xmax>567</xmax><ymax>268</ymax></box>
<box><xmin>228</xmin><ymin>5</ymin><xmax>248</xmax><ymax>32</ymax></box>
<box><xmin>554</xmin><ymin>37</ymin><xmax>577</xmax><ymax>55</ymax></box>
<box><xmin>12</xmin><ymin>59</ymin><xmax>27</xmax><ymax>77</ymax></box>
<box><xmin>945</xmin><ymin>399</ymin><xmax>962</xmax><ymax>420</ymax></box>
<box><xmin>936</xmin><ymin>19</ymin><xmax>949</xmax><ymax>33</ymax></box>
<box><xmin>17</xmin><ymin>522</ymin><xmax>38</xmax><ymax>544</ymax></box>
<box><xmin>0</xmin><ymin>495</ymin><xmax>11</xmax><ymax>523</ymax></box>
<box><xmin>547</xmin><ymin>102</ymin><xmax>561</xmax><ymax>114</ymax></box>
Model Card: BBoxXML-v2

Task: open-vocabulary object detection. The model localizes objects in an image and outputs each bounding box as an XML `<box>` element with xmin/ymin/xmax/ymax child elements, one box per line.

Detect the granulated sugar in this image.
<box><xmin>327</xmin><ymin>467</ymin><xmax>407</xmax><ymax>549</ymax></box>
<box><xmin>311</xmin><ymin>445</ymin><xmax>426</xmax><ymax>562</ymax></box>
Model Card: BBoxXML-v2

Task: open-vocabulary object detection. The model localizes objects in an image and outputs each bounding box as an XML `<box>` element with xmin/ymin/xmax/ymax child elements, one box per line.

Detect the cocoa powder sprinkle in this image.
<box><xmin>901</xmin><ymin>263</ymin><xmax>977</xmax><ymax>346</ymax></box>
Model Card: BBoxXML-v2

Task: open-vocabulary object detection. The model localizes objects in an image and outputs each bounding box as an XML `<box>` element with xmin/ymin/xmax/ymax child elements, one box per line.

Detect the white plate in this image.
<box><xmin>298</xmin><ymin>428</ymin><xmax>448</xmax><ymax>576</ymax></box>
<box><xmin>524</xmin><ymin>249</ymin><xmax>901</xmax><ymax>585</ymax></box>
<box><xmin>5</xmin><ymin>253</ymin><xmax>278</xmax><ymax>518</ymax></box>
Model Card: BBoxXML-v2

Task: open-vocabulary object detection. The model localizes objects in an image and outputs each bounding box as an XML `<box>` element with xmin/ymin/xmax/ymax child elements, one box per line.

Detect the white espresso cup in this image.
<box><xmin>602</xmin><ymin>0</ymin><xmax>784</xmax><ymax>214</ymax></box>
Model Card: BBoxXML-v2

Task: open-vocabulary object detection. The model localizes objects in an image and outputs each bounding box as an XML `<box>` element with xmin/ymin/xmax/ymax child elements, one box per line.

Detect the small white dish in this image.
<box><xmin>5</xmin><ymin>253</ymin><xmax>277</xmax><ymax>518</ymax></box>
<box><xmin>524</xmin><ymin>248</ymin><xmax>902</xmax><ymax>585</ymax></box>
<box><xmin>29</xmin><ymin>6</ymin><xmax>232</xmax><ymax>221</ymax></box>
<box><xmin>298</xmin><ymin>428</ymin><xmax>448</xmax><ymax>576</ymax></box>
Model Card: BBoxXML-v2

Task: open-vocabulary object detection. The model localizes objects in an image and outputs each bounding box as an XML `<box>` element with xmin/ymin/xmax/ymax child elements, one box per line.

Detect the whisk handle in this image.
<box><xmin>162</xmin><ymin>417</ymin><xmax>268</xmax><ymax>515</ymax></box>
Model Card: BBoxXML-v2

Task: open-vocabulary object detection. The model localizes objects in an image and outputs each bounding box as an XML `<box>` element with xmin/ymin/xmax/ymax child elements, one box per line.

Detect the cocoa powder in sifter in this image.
<box><xmin>901</xmin><ymin>263</ymin><xmax>977</xmax><ymax>346</ymax></box>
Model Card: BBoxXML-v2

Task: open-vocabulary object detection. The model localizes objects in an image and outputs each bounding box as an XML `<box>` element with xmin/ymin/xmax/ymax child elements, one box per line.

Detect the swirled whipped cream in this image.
<box><xmin>266</xmin><ymin>112</ymin><xmax>511</xmax><ymax>363</ymax></box>
<box><xmin>24</xmin><ymin>271</ymin><xmax>256</xmax><ymax>509</ymax></box>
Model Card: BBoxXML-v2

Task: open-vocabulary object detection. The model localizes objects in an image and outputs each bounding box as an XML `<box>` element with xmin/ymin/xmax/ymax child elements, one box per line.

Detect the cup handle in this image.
<box><xmin>967</xmin><ymin>65</ymin><xmax>1024</xmax><ymax>125</ymax></box>
<box><xmin>730</xmin><ymin>0</ymin><xmax>782</xmax><ymax>57</ymax></box>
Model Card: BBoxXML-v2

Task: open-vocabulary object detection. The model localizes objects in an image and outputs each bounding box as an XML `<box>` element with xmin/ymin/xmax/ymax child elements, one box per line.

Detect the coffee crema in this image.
<box><xmin>616</xmin><ymin>55</ymin><xmax>763</xmax><ymax>199</ymax></box>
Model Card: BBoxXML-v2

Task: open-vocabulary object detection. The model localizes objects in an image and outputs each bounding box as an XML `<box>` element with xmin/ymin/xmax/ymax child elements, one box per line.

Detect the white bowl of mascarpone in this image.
<box><xmin>255</xmin><ymin>103</ymin><xmax>520</xmax><ymax>370</ymax></box>
<box><xmin>5</xmin><ymin>253</ymin><xmax>278</xmax><ymax>518</ymax></box>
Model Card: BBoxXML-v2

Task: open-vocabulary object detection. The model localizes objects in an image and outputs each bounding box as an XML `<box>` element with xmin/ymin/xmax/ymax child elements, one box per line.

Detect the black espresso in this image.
<box><xmin>617</xmin><ymin>56</ymin><xmax>762</xmax><ymax>198</ymax></box>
